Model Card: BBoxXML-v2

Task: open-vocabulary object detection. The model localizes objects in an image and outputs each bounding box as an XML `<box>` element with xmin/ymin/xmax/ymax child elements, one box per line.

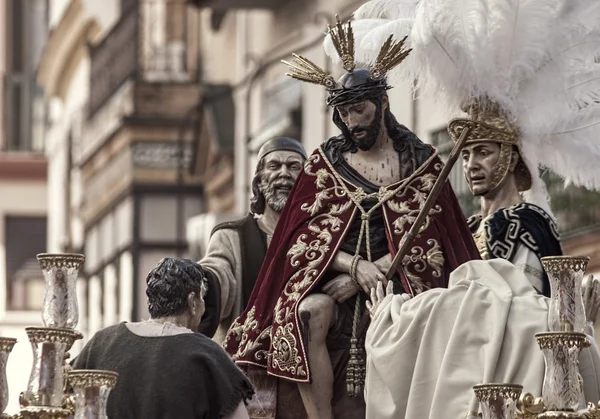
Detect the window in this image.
<box><xmin>9</xmin><ymin>0</ymin><xmax>24</xmax><ymax>73</ymax></box>
<box><xmin>2</xmin><ymin>0</ymin><xmax>47</xmax><ymax>152</ymax></box>
<box><xmin>430</xmin><ymin>128</ymin><xmax>479</xmax><ymax>218</ymax></box>
<box><xmin>5</xmin><ymin>216</ymin><xmax>47</xmax><ymax>311</ymax></box>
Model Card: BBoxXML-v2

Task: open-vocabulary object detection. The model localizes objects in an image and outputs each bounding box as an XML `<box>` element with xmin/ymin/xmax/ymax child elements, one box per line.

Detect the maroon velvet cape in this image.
<box><xmin>223</xmin><ymin>147</ymin><xmax>480</xmax><ymax>383</ymax></box>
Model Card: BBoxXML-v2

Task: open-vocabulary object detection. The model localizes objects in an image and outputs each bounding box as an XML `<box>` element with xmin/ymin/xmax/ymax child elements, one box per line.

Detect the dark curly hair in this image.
<box><xmin>146</xmin><ymin>258</ymin><xmax>208</xmax><ymax>319</ymax></box>
<box><xmin>250</xmin><ymin>157</ymin><xmax>267</xmax><ymax>215</ymax></box>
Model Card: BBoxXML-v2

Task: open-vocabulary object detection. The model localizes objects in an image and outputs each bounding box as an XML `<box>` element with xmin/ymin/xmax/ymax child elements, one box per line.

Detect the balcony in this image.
<box><xmin>186</xmin><ymin>0</ymin><xmax>282</xmax><ymax>9</ymax></box>
<box><xmin>89</xmin><ymin>0</ymin><xmax>194</xmax><ymax>117</ymax></box>
<box><xmin>88</xmin><ymin>4</ymin><xmax>138</xmax><ymax>116</ymax></box>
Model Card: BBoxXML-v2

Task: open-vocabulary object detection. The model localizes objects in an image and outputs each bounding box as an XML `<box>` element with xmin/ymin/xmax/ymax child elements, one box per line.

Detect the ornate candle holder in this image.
<box><xmin>541</xmin><ymin>257</ymin><xmax>589</xmax><ymax>333</ymax></box>
<box><xmin>1</xmin><ymin>338</ymin><xmax>17</xmax><ymax>418</ymax></box>
<box><xmin>517</xmin><ymin>392</ymin><xmax>546</xmax><ymax>418</ymax></box>
<box><xmin>474</xmin><ymin>383</ymin><xmax>523</xmax><ymax>419</ymax></box>
<box><xmin>536</xmin><ymin>332</ymin><xmax>590</xmax><ymax>413</ymax></box>
<box><xmin>36</xmin><ymin>254</ymin><xmax>85</xmax><ymax>330</ymax></box>
<box><xmin>20</xmin><ymin>328</ymin><xmax>79</xmax><ymax>414</ymax></box>
<box><xmin>67</xmin><ymin>370</ymin><xmax>117</xmax><ymax>419</ymax></box>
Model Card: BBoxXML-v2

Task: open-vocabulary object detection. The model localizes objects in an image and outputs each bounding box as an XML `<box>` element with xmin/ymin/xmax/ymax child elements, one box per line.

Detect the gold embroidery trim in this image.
<box><xmin>226</xmin><ymin>306</ymin><xmax>271</xmax><ymax>363</ymax></box>
<box><xmin>473</xmin><ymin>231</ymin><xmax>489</xmax><ymax>260</ymax></box>
<box><xmin>516</xmin><ymin>263</ymin><xmax>544</xmax><ymax>281</ymax></box>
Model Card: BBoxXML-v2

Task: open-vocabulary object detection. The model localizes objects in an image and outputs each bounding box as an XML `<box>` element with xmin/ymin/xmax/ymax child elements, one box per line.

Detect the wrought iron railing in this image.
<box><xmin>88</xmin><ymin>4</ymin><xmax>138</xmax><ymax>116</ymax></box>
<box><xmin>88</xmin><ymin>0</ymin><xmax>190</xmax><ymax>117</ymax></box>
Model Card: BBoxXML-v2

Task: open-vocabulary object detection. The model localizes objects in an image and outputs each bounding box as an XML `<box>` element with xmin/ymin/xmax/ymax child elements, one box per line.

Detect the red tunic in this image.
<box><xmin>223</xmin><ymin>147</ymin><xmax>480</xmax><ymax>383</ymax></box>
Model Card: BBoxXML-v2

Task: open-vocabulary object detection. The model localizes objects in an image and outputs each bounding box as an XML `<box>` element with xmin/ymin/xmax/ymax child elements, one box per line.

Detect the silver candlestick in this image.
<box><xmin>536</xmin><ymin>332</ymin><xmax>590</xmax><ymax>415</ymax></box>
<box><xmin>0</xmin><ymin>338</ymin><xmax>17</xmax><ymax>418</ymax></box>
<box><xmin>541</xmin><ymin>256</ymin><xmax>589</xmax><ymax>333</ymax></box>
<box><xmin>36</xmin><ymin>254</ymin><xmax>85</xmax><ymax>330</ymax></box>
<box><xmin>67</xmin><ymin>370</ymin><xmax>117</xmax><ymax>419</ymax></box>
<box><xmin>473</xmin><ymin>383</ymin><xmax>523</xmax><ymax>419</ymax></box>
<box><xmin>20</xmin><ymin>327</ymin><xmax>79</xmax><ymax>418</ymax></box>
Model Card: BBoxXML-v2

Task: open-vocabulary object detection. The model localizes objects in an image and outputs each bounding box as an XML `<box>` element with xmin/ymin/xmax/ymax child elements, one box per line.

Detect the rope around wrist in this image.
<box><xmin>350</xmin><ymin>254</ymin><xmax>363</xmax><ymax>286</ymax></box>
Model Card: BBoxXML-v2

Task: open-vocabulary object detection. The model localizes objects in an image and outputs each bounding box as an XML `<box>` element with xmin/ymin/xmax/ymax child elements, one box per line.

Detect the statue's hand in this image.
<box><xmin>322</xmin><ymin>274</ymin><xmax>360</xmax><ymax>303</ymax></box>
<box><xmin>373</xmin><ymin>254</ymin><xmax>392</xmax><ymax>273</ymax></box>
<box><xmin>366</xmin><ymin>281</ymin><xmax>397</xmax><ymax>319</ymax></box>
<box><xmin>356</xmin><ymin>260</ymin><xmax>386</xmax><ymax>294</ymax></box>
<box><xmin>582</xmin><ymin>274</ymin><xmax>600</xmax><ymax>326</ymax></box>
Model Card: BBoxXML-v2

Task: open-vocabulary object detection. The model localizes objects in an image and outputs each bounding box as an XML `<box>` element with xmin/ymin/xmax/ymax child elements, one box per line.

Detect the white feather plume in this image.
<box><xmin>343</xmin><ymin>0</ymin><xmax>600</xmax><ymax>214</ymax></box>
<box><xmin>354</xmin><ymin>0</ymin><xmax>420</xmax><ymax>20</ymax></box>
<box><xmin>324</xmin><ymin>1</ymin><xmax>420</xmax><ymax>81</ymax></box>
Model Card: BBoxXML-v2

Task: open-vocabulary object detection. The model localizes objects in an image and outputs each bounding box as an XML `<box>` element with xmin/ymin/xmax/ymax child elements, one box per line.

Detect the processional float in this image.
<box><xmin>384</xmin><ymin>122</ymin><xmax>600</xmax><ymax>418</ymax></box>
<box><xmin>0</xmin><ymin>254</ymin><xmax>116</xmax><ymax>419</ymax></box>
<box><xmin>474</xmin><ymin>256</ymin><xmax>600</xmax><ymax>419</ymax></box>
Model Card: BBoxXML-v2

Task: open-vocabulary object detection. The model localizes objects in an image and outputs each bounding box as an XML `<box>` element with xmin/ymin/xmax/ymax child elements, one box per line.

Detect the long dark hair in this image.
<box><xmin>329</xmin><ymin>94</ymin><xmax>429</xmax><ymax>164</ymax></box>
<box><xmin>146</xmin><ymin>258</ymin><xmax>207</xmax><ymax>318</ymax></box>
<box><xmin>250</xmin><ymin>158</ymin><xmax>266</xmax><ymax>215</ymax></box>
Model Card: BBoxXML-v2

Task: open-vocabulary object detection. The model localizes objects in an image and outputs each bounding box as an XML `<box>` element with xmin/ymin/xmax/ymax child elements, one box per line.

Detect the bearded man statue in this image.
<box><xmin>199</xmin><ymin>137</ymin><xmax>307</xmax><ymax>342</ymax></box>
<box><xmin>222</xmin><ymin>17</ymin><xmax>480</xmax><ymax>419</ymax></box>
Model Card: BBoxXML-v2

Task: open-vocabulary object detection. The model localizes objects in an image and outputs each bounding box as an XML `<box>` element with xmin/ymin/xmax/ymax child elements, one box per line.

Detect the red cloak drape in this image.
<box><xmin>223</xmin><ymin>147</ymin><xmax>480</xmax><ymax>383</ymax></box>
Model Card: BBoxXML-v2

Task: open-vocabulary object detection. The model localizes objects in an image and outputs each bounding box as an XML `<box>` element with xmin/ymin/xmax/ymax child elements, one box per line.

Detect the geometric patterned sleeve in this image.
<box><xmin>484</xmin><ymin>203</ymin><xmax>562</xmax><ymax>296</ymax></box>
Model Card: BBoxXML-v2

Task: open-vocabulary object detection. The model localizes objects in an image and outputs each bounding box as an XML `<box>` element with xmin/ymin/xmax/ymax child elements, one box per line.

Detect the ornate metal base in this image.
<box><xmin>539</xmin><ymin>411</ymin><xmax>582</xmax><ymax>419</ymax></box>
<box><xmin>19</xmin><ymin>406</ymin><xmax>70</xmax><ymax>419</ymax></box>
<box><xmin>526</xmin><ymin>406</ymin><xmax>600</xmax><ymax>419</ymax></box>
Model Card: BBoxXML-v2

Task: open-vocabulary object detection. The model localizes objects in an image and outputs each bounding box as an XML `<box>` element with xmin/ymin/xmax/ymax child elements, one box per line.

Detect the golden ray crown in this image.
<box><xmin>328</xmin><ymin>15</ymin><xmax>355</xmax><ymax>72</ymax></box>
<box><xmin>281</xmin><ymin>53</ymin><xmax>337</xmax><ymax>89</ymax></box>
<box><xmin>371</xmin><ymin>34</ymin><xmax>412</xmax><ymax>79</ymax></box>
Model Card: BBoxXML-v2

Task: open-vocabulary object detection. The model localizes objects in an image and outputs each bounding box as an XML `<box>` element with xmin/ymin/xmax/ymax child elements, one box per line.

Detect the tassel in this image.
<box><xmin>347</xmin><ymin>295</ymin><xmax>365</xmax><ymax>397</ymax></box>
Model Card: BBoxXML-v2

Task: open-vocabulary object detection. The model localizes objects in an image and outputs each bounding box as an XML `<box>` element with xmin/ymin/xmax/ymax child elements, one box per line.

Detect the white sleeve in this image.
<box><xmin>511</xmin><ymin>243</ymin><xmax>544</xmax><ymax>294</ymax></box>
<box><xmin>200</xmin><ymin>229</ymin><xmax>243</xmax><ymax>321</ymax></box>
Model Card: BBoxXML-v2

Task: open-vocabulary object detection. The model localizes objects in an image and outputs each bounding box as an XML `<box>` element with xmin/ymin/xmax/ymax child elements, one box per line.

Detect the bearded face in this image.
<box><xmin>337</xmin><ymin>99</ymin><xmax>383</xmax><ymax>151</ymax></box>
<box><xmin>259</xmin><ymin>176</ymin><xmax>291</xmax><ymax>212</ymax></box>
<box><xmin>256</xmin><ymin>150</ymin><xmax>304</xmax><ymax>213</ymax></box>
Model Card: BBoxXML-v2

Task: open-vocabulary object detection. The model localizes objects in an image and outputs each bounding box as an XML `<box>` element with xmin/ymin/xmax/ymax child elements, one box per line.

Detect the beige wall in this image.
<box><xmin>0</xmin><ymin>1</ymin><xmax>5</xmax><ymax>149</ymax></box>
<box><xmin>0</xmin><ymin>179</ymin><xmax>47</xmax><ymax>415</ymax></box>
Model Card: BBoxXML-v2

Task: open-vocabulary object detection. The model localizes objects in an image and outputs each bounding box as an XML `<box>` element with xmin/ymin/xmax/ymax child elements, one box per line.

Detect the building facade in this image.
<box><xmin>37</xmin><ymin>0</ymin><xmax>237</xmax><ymax>346</ymax></box>
<box><xmin>0</xmin><ymin>0</ymin><xmax>50</xmax><ymax>414</ymax></box>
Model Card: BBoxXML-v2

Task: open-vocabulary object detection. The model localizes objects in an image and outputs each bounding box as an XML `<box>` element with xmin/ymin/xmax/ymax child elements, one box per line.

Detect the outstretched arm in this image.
<box><xmin>200</xmin><ymin>229</ymin><xmax>241</xmax><ymax>321</ymax></box>
<box><xmin>330</xmin><ymin>250</ymin><xmax>354</xmax><ymax>273</ymax></box>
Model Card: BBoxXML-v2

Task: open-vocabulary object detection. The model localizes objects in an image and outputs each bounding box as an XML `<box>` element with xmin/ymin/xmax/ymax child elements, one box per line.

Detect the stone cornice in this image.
<box><xmin>37</xmin><ymin>0</ymin><xmax>101</xmax><ymax>99</ymax></box>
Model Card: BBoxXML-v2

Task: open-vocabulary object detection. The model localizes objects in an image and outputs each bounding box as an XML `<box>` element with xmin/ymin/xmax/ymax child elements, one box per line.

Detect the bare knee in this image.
<box><xmin>299</xmin><ymin>294</ymin><xmax>336</xmax><ymax>342</ymax></box>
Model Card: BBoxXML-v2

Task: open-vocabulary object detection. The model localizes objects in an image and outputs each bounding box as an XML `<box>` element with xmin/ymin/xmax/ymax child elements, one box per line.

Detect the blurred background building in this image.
<box><xmin>0</xmin><ymin>0</ymin><xmax>49</xmax><ymax>412</ymax></box>
<box><xmin>0</xmin><ymin>0</ymin><xmax>599</xmax><ymax>414</ymax></box>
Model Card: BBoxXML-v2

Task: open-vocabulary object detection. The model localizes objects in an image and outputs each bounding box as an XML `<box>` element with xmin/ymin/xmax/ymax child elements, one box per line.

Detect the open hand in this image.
<box><xmin>366</xmin><ymin>281</ymin><xmax>394</xmax><ymax>319</ymax></box>
<box><xmin>582</xmin><ymin>274</ymin><xmax>600</xmax><ymax>325</ymax></box>
<box><xmin>356</xmin><ymin>260</ymin><xmax>387</xmax><ymax>294</ymax></box>
<box><xmin>322</xmin><ymin>274</ymin><xmax>360</xmax><ymax>303</ymax></box>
